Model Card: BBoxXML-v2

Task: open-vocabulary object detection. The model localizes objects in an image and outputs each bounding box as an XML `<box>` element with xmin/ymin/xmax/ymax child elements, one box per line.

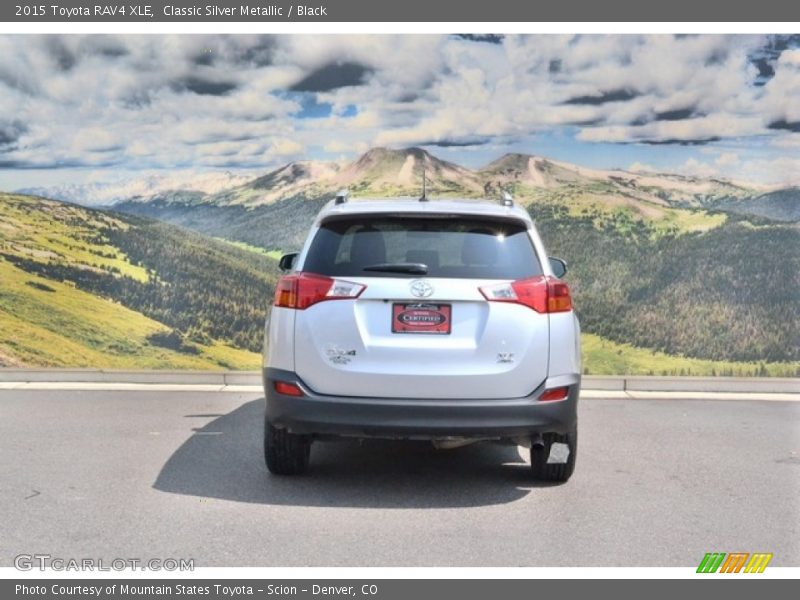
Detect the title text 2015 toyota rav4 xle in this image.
<box><xmin>263</xmin><ymin>194</ymin><xmax>581</xmax><ymax>481</ymax></box>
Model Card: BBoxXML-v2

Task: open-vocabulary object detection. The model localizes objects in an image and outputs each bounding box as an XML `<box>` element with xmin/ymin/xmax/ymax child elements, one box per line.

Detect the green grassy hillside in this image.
<box><xmin>530</xmin><ymin>202</ymin><xmax>799</xmax><ymax>363</ymax></box>
<box><xmin>118</xmin><ymin>185</ymin><xmax>799</xmax><ymax>369</ymax></box>
<box><xmin>0</xmin><ymin>259</ymin><xmax>259</xmax><ymax>369</ymax></box>
<box><xmin>581</xmin><ymin>334</ymin><xmax>797</xmax><ymax>377</ymax></box>
<box><xmin>0</xmin><ymin>193</ymin><xmax>277</xmax><ymax>369</ymax></box>
<box><xmin>3</xmin><ymin>190</ymin><xmax>798</xmax><ymax>375</ymax></box>
<box><xmin>116</xmin><ymin>195</ymin><xmax>328</xmax><ymax>254</ymax></box>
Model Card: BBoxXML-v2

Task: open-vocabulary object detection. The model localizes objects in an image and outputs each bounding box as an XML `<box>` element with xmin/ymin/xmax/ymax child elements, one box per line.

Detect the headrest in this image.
<box><xmin>349</xmin><ymin>226</ymin><xmax>386</xmax><ymax>265</ymax></box>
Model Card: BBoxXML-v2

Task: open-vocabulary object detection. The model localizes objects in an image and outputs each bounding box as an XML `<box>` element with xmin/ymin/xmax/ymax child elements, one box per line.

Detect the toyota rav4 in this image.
<box><xmin>263</xmin><ymin>193</ymin><xmax>581</xmax><ymax>481</ymax></box>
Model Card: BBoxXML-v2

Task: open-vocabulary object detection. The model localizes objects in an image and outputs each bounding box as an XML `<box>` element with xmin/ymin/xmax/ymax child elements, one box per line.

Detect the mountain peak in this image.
<box><xmin>346</xmin><ymin>146</ymin><xmax>448</xmax><ymax>179</ymax></box>
<box><xmin>482</xmin><ymin>153</ymin><xmax>539</xmax><ymax>172</ymax></box>
<box><xmin>249</xmin><ymin>159</ymin><xmax>338</xmax><ymax>191</ymax></box>
<box><xmin>329</xmin><ymin>146</ymin><xmax>481</xmax><ymax>195</ymax></box>
<box><xmin>355</xmin><ymin>146</ymin><xmax>434</xmax><ymax>164</ymax></box>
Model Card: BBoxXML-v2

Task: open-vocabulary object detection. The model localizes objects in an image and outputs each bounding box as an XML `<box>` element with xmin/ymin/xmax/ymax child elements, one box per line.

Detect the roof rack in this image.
<box><xmin>334</xmin><ymin>189</ymin><xmax>349</xmax><ymax>205</ymax></box>
<box><xmin>501</xmin><ymin>190</ymin><xmax>514</xmax><ymax>207</ymax></box>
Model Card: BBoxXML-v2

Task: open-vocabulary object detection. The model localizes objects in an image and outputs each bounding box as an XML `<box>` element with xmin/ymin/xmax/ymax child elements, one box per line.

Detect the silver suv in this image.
<box><xmin>262</xmin><ymin>193</ymin><xmax>581</xmax><ymax>481</ymax></box>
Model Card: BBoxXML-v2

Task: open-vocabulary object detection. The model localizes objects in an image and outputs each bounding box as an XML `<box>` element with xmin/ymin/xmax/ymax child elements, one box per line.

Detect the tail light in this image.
<box><xmin>274</xmin><ymin>381</ymin><xmax>304</xmax><ymax>397</ymax></box>
<box><xmin>479</xmin><ymin>276</ymin><xmax>572</xmax><ymax>313</ymax></box>
<box><xmin>273</xmin><ymin>272</ymin><xmax>366</xmax><ymax>310</ymax></box>
<box><xmin>540</xmin><ymin>386</ymin><xmax>570</xmax><ymax>401</ymax></box>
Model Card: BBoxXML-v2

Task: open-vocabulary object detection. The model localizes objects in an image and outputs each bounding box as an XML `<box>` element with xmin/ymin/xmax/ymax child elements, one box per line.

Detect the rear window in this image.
<box><xmin>302</xmin><ymin>216</ymin><xmax>542</xmax><ymax>279</ymax></box>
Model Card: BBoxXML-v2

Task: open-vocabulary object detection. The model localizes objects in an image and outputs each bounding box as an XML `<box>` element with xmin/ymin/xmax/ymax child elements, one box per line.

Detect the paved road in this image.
<box><xmin>1</xmin><ymin>390</ymin><xmax>798</xmax><ymax>567</ymax></box>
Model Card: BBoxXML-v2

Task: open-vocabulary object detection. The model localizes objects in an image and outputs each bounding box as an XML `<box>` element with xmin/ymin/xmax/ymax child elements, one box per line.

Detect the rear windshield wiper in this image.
<box><xmin>362</xmin><ymin>262</ymin><xmax>428</xmax><ymax>275</ymax></box>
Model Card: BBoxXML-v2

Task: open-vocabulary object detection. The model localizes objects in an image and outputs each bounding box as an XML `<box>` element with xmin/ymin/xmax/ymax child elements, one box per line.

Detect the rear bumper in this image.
<box><xmin>263</xmin><ymin>368</ymin><xmax>579</xmax><ymax>440</ymax></box>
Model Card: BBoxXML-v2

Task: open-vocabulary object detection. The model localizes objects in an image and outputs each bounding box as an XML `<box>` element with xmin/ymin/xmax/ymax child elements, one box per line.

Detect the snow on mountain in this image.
<box><xmin>16</xmin><ymin>170</ymin><xmax>260</xmax><ymax>207</ymax></box>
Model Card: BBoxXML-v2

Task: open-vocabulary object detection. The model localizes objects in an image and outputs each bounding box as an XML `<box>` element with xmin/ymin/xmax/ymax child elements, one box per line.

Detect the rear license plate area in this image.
<box><xmin>392</xmin><ymin>303</ymin><xmax>451</xmax><ymax>334</ymax></box>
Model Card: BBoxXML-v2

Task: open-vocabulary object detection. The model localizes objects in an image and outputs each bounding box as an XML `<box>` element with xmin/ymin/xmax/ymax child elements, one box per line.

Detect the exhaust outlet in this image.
<box><xmin>529</xmin><ymin>432</ymin><xmax>545</xmax><ymax>448</ymax></box>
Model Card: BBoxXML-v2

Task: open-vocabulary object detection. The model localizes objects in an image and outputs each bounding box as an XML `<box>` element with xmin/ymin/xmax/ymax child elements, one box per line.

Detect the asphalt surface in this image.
<box><xmin>1</xmin><ymin>390</ymin><xmax>798</xmax><ymax>567</ymax></box>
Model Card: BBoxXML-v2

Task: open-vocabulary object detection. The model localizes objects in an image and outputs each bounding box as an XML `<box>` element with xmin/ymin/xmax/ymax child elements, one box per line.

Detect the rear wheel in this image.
<box><xmin>264</xmin><ymin>420</ymin><xmax>311</xmax><ymax>475</ymax></box>
<box><xmin>530</xmin><ymin>427</ymin><xmax>577</xmax><ymax>482</ymax></box>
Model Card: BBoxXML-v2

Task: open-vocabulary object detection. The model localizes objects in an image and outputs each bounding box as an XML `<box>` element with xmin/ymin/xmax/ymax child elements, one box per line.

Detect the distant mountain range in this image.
<box><xmin>2</xmin><ymin>145</ymin><xmax>799</xmax><ymax>371</ymax></box>
<box><xmin>17</xmin><ymin>169</ymin><xmax>260</xmax><ymax>207</ymax></box>
<box><xmin>133</xmin><ymin>147</ymin><xmax>772</xmax><ymax>206</ymax></box>
<box><xmin>84</xmin><ymin>147</ymin><xmax>794</xmax><ymax>255</ymax></box>
<box><xmin>714</xmin><ymin>187</ymin><xmax>800</xmax><ymax>222</ymax></box>
<box><xmin>104</xmin><ymin>147</ymin><xmax>800</xmax><ymax>369</ymax></box>
<box><xmin>22</xmin><ymin>147</ymin><xmax>798</xmax><ymax>224</ymax></box>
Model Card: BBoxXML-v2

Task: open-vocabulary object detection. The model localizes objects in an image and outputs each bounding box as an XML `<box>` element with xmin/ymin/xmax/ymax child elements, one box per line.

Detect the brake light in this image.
<box><xmin>479</xmin><ymin>276</ymin><xmax>572</xmax><ymax>313</ymax></box>
<box><xmin>274</xmin><ymin>381</ymin><xmax>304</xmax><ymax>397</ymax></box>
<box><xmin>540</xmin><ymin>386</ymin><xmax>569</xmax><ymax>401</ymax></box>
<box><xmin>546</xmin><ymin>280</ymin><xmax>572</xmax><ymax>312</ymax></box>
<box><xmin>273</xmin><ymin>272</ymin><xmax>366</xmax><ymax>309</ymax></box>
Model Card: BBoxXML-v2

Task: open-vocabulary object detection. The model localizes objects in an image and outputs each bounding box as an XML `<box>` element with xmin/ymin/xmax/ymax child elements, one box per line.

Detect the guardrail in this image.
<box><xmin>0</xmin><ymin>368</ymin><xmax>258</xmax><ymax>386</ymax></box>
<box><xmin>0</xmin><ymin>369</ymin><xmax>797</xmax><ymax>393</ymax></box>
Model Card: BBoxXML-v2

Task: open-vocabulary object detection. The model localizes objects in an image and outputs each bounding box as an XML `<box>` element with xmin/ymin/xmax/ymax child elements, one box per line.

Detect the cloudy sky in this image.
<box><xmin>1</xmin><ymin>33</ymin><xmax>799</xmax><ymax>190</ymax></box>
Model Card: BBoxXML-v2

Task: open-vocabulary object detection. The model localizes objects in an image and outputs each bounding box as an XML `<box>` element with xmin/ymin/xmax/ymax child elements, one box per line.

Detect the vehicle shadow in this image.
<box><xmin>153</xmin><ymin>399</ymin><xmax>555</xmax><ymax>508</ymax></box>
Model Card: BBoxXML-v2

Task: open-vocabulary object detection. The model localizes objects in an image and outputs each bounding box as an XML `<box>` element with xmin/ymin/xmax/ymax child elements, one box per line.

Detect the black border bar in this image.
<box><xmin>3</xmin><ymin>0</ymin><xmax>800</xmax><ymax>22</ymax></box>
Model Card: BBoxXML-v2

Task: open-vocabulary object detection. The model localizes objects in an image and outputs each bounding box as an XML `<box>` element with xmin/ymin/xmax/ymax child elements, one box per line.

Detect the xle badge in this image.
<box><xmin>497</xmin><ymin>352</ymin><xmax>515</xmax><ymax>363</ymax></box>
<box><xmin>325</xmin><ymin>346</ymin><xmax>356</xmax><ymax>365</ymax></box>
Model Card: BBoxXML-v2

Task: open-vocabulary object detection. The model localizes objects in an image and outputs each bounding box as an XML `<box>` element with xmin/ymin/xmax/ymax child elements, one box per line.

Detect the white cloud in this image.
<box><xmin>715</xmin><ymin>152</ymin><xmax>740</xmax><ymax>167</ymax></box>
<box><xmin>628</xmin><ymin>161</ymin><xmax>658</xmax><ymax>173</ymax></box>
<box><xmin>679</xmin><ymin>158</ymin><xmax>718</xmax><ymax>178</ymax></box>
<box><xmin>670</xmin><ymin>154</ymin><xmax>800</xmax><ymax>187</ymax></box>
<box><xmin>726</xmin><ymin>156</ymin><xmax>800</xmax><ymax>186</ymax></box>
<box><xmin>770</xmin><ymin>135</ymin><xmax>800</xmax><ymax>148</ymax></box>
<box><xmin>268</xmin><ymin>138</ymin><xmax>305</xmax><ymax>157</ymax></box>
<box><xmin>323</xmin><ymin>140</ymin><xmax>351</xmax><ymax>153</ymax></box>
<box><xmin>0</xmin><ymin>33</ymin><xmax>798</xmax><ymax>184</ymax></box>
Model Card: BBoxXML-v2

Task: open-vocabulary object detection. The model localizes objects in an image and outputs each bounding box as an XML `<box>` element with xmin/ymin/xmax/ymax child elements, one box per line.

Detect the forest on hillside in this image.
<box><xmin>116</xmin><ymin>196</ymin><xmax>328</xmax><ymax>253</ymax></box>
<box><xmin>531</xmin><ymin>204</ymin><xmax>799</xmax><ymax>363</ymax></box>
<box><xmin>2</xmin><ymin>213</ymin><xmax>279</xmax><ymax>353</ymax></box>
<box><xmin>3</xmin><ymin>192</ymin><xmax>797</xmax><ymax>369</ymax></box>
<box><xmin>114</xmin><ymin>196</ymin><xmax>800</xmax><ymax>364</ymax></box>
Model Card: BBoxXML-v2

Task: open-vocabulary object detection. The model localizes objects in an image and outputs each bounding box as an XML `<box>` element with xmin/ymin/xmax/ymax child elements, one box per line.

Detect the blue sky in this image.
<box><xmin>0</xmin><ymin>34</ymin><xmax>799</xmax><ymax>191</ymax></box>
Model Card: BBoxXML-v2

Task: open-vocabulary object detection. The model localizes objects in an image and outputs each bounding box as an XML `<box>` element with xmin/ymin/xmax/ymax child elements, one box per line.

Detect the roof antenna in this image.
<box><xmin>501</xmin><ymin>190</ymin><xmax>514</xmax><ymax>207</ymax></box>
<box><xmin>419</xmin><ymin>167</ymin><xmax>428</xmax><ymax>202</ymax></box>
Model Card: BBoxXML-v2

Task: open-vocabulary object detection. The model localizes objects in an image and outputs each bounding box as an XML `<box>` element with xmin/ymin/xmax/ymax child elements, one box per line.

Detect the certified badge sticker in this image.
<box><xmin>392</xmin><ymin>303</ymin><xmax>451</xmax><ymax>334</ymax></box>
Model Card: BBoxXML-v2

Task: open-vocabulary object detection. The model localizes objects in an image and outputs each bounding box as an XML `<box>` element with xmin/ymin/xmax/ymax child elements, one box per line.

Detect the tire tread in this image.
<box><xmin>264</xmin><ymin>420</ymin><xmax>310</xmax><ymax>475</ymax></box>
<box><xmin>530</xmin><ymin>428</ymin><xmax>577</xmax><ymax>482</ymax></box>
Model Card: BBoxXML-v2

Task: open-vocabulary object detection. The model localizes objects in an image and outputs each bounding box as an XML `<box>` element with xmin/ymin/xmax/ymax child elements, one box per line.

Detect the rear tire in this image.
<box><xmin>530</xmin><ymin>427</ymin><xmax>577</xmax><ymax>482</ymax></box>
<box><xmin>264</xmin><ymin>420</ymin><xmax>311</xmax><ymax>475</ymax></box>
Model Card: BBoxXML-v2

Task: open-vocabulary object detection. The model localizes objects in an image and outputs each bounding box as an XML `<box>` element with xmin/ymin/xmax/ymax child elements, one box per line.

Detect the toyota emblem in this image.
<box><xmin>409</xmin><ymin>279</ymin><xmax>434</xmax><ymax>298</ymax></box>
